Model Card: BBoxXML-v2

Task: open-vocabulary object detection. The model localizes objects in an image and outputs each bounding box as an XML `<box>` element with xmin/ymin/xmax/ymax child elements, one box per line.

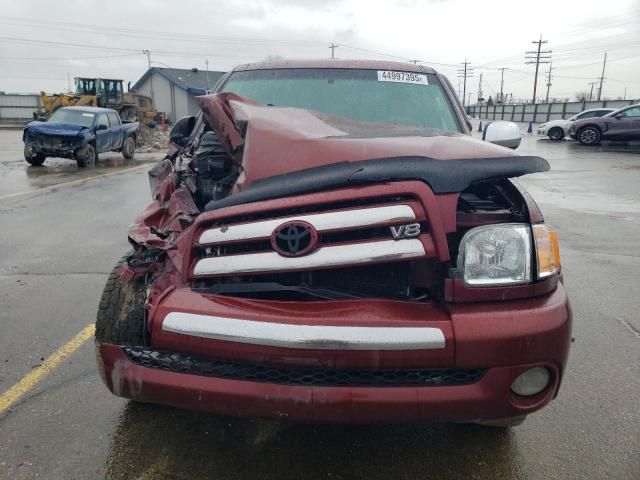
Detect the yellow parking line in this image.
<box><xmin>0</xmin><ymin>324</ymin><xmax>95</xmax><ymax>415</ymax></box>
<box><xmin>0</xmin><ymin>163</ymin><xmax>151</xmax><ymax>201</ymax></box>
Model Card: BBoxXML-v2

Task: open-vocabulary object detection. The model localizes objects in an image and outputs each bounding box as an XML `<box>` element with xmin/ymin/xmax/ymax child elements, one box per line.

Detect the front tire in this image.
<box><xmin>95</xmin><ymin>256</ymin><xmax>147</xmax><ymax>346</ymax></box>
<box><xmin>548</xmin><ymin>127</ymin><xmax>564</xmax><ymax>141</ymax></box>
<box><xmin>24</xmin><ymin>146</ymin><xmax>46</xmax><ymax>166</ymax></box>
<box><xmin>578</xmin><ymin>126</ymin><xmax>601</xmax><ymax>145</ymax></box>
<box><xmin>76</xmin><ymin>143</ymin><xmax>97</xmax><ymax>167</ymax></box>
<box><xmin>122</xmin><ymin>136</ymin><xmax>136</xmax><ymax>159</ymax></box>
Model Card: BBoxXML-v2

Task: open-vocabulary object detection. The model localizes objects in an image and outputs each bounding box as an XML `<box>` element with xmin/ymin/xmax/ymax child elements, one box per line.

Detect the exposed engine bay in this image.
<box><xmin>125</xmin><ymin>93</ymin><xmax>548</xmax><ymax>303</ymax></box>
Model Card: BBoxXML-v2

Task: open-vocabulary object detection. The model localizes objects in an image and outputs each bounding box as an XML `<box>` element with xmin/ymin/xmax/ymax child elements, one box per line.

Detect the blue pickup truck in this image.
<box><xmin>23</xmin><ymin>106</ymin><xmax>139</xmax><ymax>167</ymax></box>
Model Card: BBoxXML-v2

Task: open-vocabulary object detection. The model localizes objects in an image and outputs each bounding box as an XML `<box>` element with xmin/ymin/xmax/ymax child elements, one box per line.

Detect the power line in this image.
<box><xmin>0</xmin><ymin>53</ymin><xmax>142</xmax><ymax>62</ymax></box>
<box><xmin>0</xmin><ymin>16</ymin><xmax>325</xmax><ymax>48</ymax></box>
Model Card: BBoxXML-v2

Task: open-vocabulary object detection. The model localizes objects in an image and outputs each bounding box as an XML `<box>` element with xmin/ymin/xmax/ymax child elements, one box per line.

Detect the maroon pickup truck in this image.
<box><xmin>95</xmin><ymin>60</ymin><xmax>571</xmax><ymax>427</ymax></box>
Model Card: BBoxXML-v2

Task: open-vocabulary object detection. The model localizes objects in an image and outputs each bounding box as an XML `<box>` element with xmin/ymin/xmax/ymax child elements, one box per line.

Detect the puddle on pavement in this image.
<box><xmin>104</xmin><ymin>402</ymin><xmax>518</xmax><ymax>480</ymax></box>
<box><xmin>0</xmin><ymin>153</ymin><xmax>160</xmax><ymax>197</ymax></box>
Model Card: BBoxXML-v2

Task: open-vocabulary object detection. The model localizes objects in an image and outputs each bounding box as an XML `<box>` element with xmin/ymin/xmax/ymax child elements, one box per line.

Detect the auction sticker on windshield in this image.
<box><xmin>377</xmin><ymin>71</ymin><xmax>429</xmax><ymax>85</ymax></box>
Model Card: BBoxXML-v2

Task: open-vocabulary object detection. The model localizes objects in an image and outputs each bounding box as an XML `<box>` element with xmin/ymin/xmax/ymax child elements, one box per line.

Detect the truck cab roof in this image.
<box><xmin>231</xmin><ymin>58</ymin><xmax>438</xmax><ymax>74</ymax></box>
<box><xmin>58</xmin><ymin>106</ymin><xmax>117</xmax><ymax>114</ymax></box>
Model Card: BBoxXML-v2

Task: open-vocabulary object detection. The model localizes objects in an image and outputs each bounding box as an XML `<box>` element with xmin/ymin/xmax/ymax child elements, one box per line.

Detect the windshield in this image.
<box><xmin>48</xmin><ymin>109</ymin><xmax>95</xmax><ymax>127</ymax></box>
<box><xmin>220</xmin><ymin>68</ymin><xmax>462</xmax><ymax>132</ymax></box>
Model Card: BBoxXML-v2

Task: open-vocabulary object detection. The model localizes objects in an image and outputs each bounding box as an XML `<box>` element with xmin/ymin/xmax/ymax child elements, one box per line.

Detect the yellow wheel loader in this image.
<box><xmin>35</xmin><ymin>78</ymin><xmax>156</xmax><ymax>123</ymax></box>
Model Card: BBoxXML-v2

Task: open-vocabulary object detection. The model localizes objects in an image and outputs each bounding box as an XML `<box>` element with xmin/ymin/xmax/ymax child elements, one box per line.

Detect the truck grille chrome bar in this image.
<box><xmin>198</xmin><ymin>204</ymin><xmax>416</xmax><ymax>245</ymax></box>
<box><xmin>193</xmin><ymin>239</ymin><xmax>425</xmax><ymax>276</ymax></box>
<box><xmin>162</xmin><ymin>312</ymin><xmax>445</xmax><ymax>350</ymax></box>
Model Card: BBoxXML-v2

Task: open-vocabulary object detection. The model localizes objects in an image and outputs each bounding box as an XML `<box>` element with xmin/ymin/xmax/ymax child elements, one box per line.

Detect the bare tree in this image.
<box><xmin>574</xmin><ymin>91</ymin><xmax>589</xmax><ymax>102</ymax></box>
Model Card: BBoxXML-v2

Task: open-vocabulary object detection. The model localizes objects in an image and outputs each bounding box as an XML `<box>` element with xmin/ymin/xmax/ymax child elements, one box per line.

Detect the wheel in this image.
<box><xmin>578</xmin><ymin>126</ymin><xmax>601</xmax><ymax>146</ymax></box>
<box><xmin>474</xmin><ymin>415</ymin><xmax>527</xmax><ymax>428</ymax></box>
<box><xmin>76</xmin><ymin>143</ymin><xmax>97</xmax><ymax>167</ymax></box>
<box><xmin>24</xmin><ymin>146</ymin><xmax>46</xmax><ymax>166</ymax></box>
<box><xmin>122</xmin><ymin>136</ymin><xmax>136</xmax><ymax>159</ymax></box>
<box><xmin>95</xmin><ymin>256</ymin><xmax>147</xmax><ymax>346</ymax></box>
<box><xmin>548</xmin><ymin>127</ymin><xmax>564</xmax><ymax>141</ymax></box>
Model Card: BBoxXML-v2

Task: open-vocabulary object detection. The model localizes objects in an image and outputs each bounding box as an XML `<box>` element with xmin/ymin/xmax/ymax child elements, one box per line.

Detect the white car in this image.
<box><xmin>537</xmin><ymin>108</ymin><xmax>615</xmax><ymax>140</ymax></box>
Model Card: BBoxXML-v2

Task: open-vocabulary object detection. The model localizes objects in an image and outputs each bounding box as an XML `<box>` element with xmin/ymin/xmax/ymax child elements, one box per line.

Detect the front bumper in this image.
<box><xmin>97</xmin><ymin>284</ymin><xmax>572</xmax><ymax>423</ymax></box>
<box><xmin>25</xmin><ymin>143</ymin><xmax>79</xmax><ymax>159</ymax></box>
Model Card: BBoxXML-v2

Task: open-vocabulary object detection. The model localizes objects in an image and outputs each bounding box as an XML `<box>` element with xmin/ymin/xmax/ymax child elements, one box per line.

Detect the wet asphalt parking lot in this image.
<box><xmin>0</xmin><ymin>126</ymin><xmax>638</xmax><ymax>479</ymax></box>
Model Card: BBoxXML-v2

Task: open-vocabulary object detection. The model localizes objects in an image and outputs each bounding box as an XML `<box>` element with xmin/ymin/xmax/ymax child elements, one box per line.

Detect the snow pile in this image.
<box><xmin>137</xmin><ymin>124</ymin><xmax>170</xmax><ymax>152</ymax></box>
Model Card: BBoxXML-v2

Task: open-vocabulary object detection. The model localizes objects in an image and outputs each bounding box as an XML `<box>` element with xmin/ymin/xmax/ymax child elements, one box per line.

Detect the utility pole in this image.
<box><xmin>142</xmin><ymin>49</ymin><xmax>154</xmax><ymax>104</ymax></box>
<box><xmin>545</xmin><ymin>61</ymin><xmax>555</xmax><ymax>103</ymax></box>
<box><xmin>329</xmin><ymin>43</ymin><xmax>339</xmax><ymax>59</ymax></box>
<box><xmin>498</xmin><ymin>67</ymin><xmax>508</xmax><ymax>103</ymax></box>
<box><xmin>525</xmin><ymin>35</ymin><xmax>552</xmax><ymax>103</ymax></box>
<box><xmin>477</xmin><ymin>72</ymin><xmax>483</xmax><ymax>104</ymax></box>
<box><xmin>467</xmin><ymin>91</ymin><xmax>473</xmax><ymax>107</ymax></box>
<box><xmin>588</xmin><ymin>81</ymin><xmax>598</xmax><ymax>101</ymax></box>
<box><xmin>457</xmin><ymin>59</ymin><xmax>474</xmax><ymax>107</ymax></box>
<box><xmin>623</xmin><ymin>87</ymin><xmax>627</xmax><ymax>100</ymax></box>
<box><xmin>597</xmin><ymin>52</ymin><xmax>607</xmax><ymax>101</ymax></box>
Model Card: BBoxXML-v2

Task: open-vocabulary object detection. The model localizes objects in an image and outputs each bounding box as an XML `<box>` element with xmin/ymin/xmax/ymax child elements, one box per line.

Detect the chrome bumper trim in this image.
<box><xmin>198</xmin><ymin>204</ymin><xmax>416</xmax><ymax>245</ymax></box>
<box><xmin>193</xmin><ymin>239</ymin><xmax>425</xmax><ymax>276</ymax></box>
<box><xmin>162</xmin><ymin>312</ymin><xmax>445</xmax><ymax>350</ymax></box>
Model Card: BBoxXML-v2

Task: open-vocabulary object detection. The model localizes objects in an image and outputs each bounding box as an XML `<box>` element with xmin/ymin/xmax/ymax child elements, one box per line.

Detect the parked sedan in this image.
<box><xmin>569</xmin><ymin>103</ymin><xmax>640</xmax><ymax>145</ymax></box>
<box><xmin>537</xmin><ymin>108</ymin><xmax>614</xmax><ymax>140</ymax></box>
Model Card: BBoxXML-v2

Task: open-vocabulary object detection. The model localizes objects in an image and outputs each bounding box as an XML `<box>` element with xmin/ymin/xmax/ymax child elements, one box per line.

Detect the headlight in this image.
<box><xmin>457</xmin><ymin>224</ymin><xmax>531</xmax><ymax>286</ymax></box>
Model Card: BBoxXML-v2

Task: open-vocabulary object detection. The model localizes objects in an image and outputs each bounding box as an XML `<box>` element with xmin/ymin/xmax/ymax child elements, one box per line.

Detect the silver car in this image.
<box><xmin>537</xmin><ymin>108</ymin><xmax>615</xmax><ymax>140</ymax></box>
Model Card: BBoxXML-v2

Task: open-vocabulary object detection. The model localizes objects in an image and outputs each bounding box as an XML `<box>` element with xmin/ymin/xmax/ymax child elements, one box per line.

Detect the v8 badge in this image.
<box><xmin>390</xmin><ymin>223</ymin><xmax>421</xmax><ymax>240</ymax></box>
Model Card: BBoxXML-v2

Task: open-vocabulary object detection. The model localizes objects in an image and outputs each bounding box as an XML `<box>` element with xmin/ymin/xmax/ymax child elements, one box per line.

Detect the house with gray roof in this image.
<box><xmin>131</xmin><ymin>67</ymin><xmax>225</xmax><ymax>123</ymax></box>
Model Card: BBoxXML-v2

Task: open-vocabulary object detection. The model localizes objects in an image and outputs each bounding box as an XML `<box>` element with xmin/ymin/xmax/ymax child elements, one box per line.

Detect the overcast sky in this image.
<box><xmin>1</xmin><ymin>0</ymin><xmax>639</xmax><ymax>102</ymax></box>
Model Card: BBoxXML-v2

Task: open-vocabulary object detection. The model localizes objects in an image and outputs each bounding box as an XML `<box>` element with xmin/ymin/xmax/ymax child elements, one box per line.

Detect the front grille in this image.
<box><xmin>192</xmin><ymin>201</ymin><xmax>429</xmax><ymax>278</ymax></box>
<box><xmin>30</xmin><ymin>135</ymin><xmax>72</xmax><ymax>149</ymax></box>
<box><xmin>124</xmin><ymin>347</ymin><xmax>486</xmax><ymax>387</ymax></box>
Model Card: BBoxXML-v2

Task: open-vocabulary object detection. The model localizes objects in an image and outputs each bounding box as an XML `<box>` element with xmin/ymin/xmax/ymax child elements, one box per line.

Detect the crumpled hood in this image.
<box><xmin>198</xmin><ymin>93</ymin><xmax>522</xmax><ymax>190</ymax></box>
<box><xmin>26</xmin><ymin>121</ymin><xmax>87</xmax><ymax>136</ymax></box>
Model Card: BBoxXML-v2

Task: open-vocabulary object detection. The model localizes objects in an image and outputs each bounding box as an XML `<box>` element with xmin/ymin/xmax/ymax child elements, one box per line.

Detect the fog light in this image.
<box><xmin>510</xmin><ymin>367</ymin><xmax>550</xmax><ymax>396</ymax></box>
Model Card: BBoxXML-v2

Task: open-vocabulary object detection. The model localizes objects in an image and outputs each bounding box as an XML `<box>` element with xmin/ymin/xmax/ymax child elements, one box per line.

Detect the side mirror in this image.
<box><xmin>483</xmin><ymin>121</ymin><xmax>521</xmax><ymax>149</ymax></box>
<box><xmin>97</xmin><ymin>124</ymin><xmax>108</xmax><ymax>131</ymax></box>
<box><xmin>170</xmin><ymin>115</ymin><xmax>196</xmax><ymax>147</ymax></box>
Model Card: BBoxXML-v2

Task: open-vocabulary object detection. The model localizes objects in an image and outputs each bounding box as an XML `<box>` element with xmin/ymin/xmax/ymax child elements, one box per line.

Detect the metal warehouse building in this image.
<box><xmin>131</xmin><ymin>67</ymin><xmax>225</xmax><ymax>123</ymax></box>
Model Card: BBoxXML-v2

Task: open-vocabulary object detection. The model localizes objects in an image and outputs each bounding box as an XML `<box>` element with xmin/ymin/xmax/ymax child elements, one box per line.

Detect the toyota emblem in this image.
<box><xmin>271</xmin><ymin>221</ymin><xmax>319</xmax><ymax>257</ymax></box>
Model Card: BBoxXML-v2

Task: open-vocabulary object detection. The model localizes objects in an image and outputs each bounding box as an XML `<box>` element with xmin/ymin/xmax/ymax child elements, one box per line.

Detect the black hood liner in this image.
<box><xmin>205</xmin><ymin>155</ymin><xmax>549</xmax><ymax>211</ymax></box>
